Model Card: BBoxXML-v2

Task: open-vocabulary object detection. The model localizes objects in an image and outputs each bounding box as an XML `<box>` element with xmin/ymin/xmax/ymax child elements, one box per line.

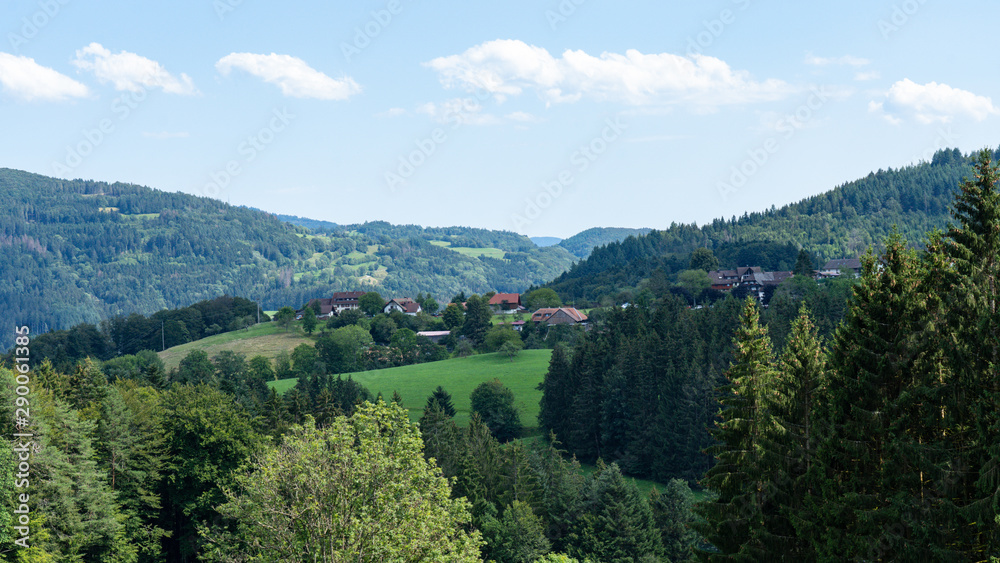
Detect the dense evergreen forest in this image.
<box><xmin>556</xmin><ymin>227</ymin><xmax>653</xmax><ymax>259</ymax></box>
<box><xmin>0</xmin><ymin>169</ymin><xmax>575</xmax><ymax>351</ymax></box>
<box><xmin>537</xmin><ymin>149</ymin><xmax>1000</xmax><ymax>560</ymax></box>
<box><xmin>544</xmin><ymin>148</ymin><xmax>992</xmax><ymax>305</ymax></box>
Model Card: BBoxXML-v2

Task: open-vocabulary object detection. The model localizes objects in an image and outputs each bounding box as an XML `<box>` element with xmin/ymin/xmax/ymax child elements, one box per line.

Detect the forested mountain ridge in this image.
<box><xmin>545</xmin><ymin>148</ymin><xmax>994</xmax><ymax>304</ymax></box>
<box><xmin>558</xmin><ymin>226</ymin><xmax>652</xmax><ymax>258</ymax></box>
<box><xmin>0</xmin><ymin>168</ymin><xmax>574</xmax><ymax>350</ymax></box>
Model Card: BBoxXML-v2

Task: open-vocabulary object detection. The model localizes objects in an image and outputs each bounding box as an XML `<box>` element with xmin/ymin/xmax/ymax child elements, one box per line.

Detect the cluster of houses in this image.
<box><xmin>708</xmin><ymin>258</ymin><xmax>861</xmax><ymax>301</ymax></box>
<box><xmin>296</xmin><ymin>291</ymin><xmax>590</xmax><ymax>333</ymax></box>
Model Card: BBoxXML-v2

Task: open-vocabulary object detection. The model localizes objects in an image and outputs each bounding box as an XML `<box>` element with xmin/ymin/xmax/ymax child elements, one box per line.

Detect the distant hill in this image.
<box><xmin>531</xmin><ymin>236</ymin><xmax>562</xmax><ymax>247</ymax></box>
<box><xmin>272</xmin><ymin>213</ymin><xmax>340</xmax><ymax>232</ymax></box>
<box><xmin>545</xmin><ymin>148</ymin><xmax>994</xmax><ymax>305</ymax></box>
<box><xmin>558</xmin><ymin>227</ymin><xmax>653</xmax><ymax>259</ymax></box>
<box><xmin>0</xmin><ymin>169</ymin><xmax>575</xmax><ymax>350</ymax></box>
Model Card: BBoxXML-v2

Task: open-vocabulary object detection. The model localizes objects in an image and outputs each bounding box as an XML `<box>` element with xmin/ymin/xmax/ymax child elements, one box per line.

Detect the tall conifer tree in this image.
<box><xmin>695</xmin><ymin>298</ymin><xmax>782</xmax><ymax>560</ymax></box>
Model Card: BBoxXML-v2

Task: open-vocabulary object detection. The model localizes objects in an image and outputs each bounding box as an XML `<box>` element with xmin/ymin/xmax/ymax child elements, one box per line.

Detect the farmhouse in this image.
<box><xmin>384</xmin><ymin>297</ymin><xmax>422</xmax><ymax>315</ymax></box>
<box><xmin>819</xmin><ymin>258</ymin><xmax>862</xmax><ymax>278</ymax></box>
<box><xmin>531</xmin><ymin>307</ymin><xmax>588</xmax><ymax>326</ymax></box>
<box><xmin>489</xmin><ymin>292</ymin><xmax>522</xmax><ymax>312</ymax></box>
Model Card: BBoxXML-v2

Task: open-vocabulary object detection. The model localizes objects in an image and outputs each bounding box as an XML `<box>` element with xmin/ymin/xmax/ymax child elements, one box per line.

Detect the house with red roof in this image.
<box><xmin>489</xmin><ymin>293</ymin><xmax>522</xmax><ymax>312</ymax></box>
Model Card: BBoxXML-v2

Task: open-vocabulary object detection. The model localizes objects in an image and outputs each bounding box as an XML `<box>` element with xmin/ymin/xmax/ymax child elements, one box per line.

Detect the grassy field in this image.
<box><xmin>269</xmin><ymin>349</ymin><xmax>552</xmax><ymax>427</ymax></box>
<box><xmin>429</xmin><ymin>240</ymin><xmax>506</xmax><ymax>260</ymax></box>
<box><xmin>158</xmin><ymin>323</ymin><xmax>314</xmax><ymax>371</ymax></box>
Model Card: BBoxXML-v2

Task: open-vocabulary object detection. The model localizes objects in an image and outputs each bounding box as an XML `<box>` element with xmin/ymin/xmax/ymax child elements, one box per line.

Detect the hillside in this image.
<box><xmin>0</xmin><ymin>169</ymin><xmax>575</xmax><ymax>349</ymax></box>
<box><xmin>545</xmin><ymin>148</ymin><xmax>991</xmax><ymax>304</ymax></box>
<box><xmin>558</xmin><ymin>227</ymin><xmax>653</xmax><ymax>258</ymax></box>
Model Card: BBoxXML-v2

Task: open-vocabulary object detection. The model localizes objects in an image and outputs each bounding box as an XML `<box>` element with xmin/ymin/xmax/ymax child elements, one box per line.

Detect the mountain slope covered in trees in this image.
<box><xmin>544</xmin><ymin>148</ymin><xmax>990</xmax><ymax>305</ymax></box>
<box><xmin>0</xmin><ymin>169</ymin><xmax>574</xmax><ymax>350</ymax></box>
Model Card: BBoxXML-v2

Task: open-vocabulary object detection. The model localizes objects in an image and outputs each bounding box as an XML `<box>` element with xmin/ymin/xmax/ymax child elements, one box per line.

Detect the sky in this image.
<box><xmin>1</xmin><ymin>0</ymin><xmax>999</xmax><ymax>239</ymax></box>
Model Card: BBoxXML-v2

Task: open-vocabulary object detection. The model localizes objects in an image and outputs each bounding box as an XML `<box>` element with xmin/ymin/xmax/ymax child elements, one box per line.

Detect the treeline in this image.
<box><xmin>536</xmin><ymin>273</ymin><xmax>855</xmax><ymax>484</ymax></box>
<box><xmin>557</xmin><ymin>226</ymin><xmax>653</xmax><ymax>259</ymax></box>
<box><xmin>544</xmin><ymin>148</ymin><xmax>994</xmax><ymax>306</ymax></box>
<box><xmin>7</xmin><ymin>296</ymin><xmax>264</xmax><ymax>372</ymax></box>
<box><xmin>420</xmin><ymin>400</ymin><xmax>699</xmax><ymax>562</ymax></box>
<box><xmin>696</xmin><ymin>150</ymin><xmax>1000</xmax><ymax>559</ymax></box>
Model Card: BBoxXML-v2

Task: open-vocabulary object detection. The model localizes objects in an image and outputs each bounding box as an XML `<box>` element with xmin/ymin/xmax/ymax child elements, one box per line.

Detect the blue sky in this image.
<box><xmin>2</xmin><ymin>0</ymin><xmax>998</xmax><ymax>238</ymax></box>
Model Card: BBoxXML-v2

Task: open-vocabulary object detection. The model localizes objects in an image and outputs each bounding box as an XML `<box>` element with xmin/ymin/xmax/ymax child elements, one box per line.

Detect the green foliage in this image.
<box><xmin>525</xmin><ymin>288</ymin><xmax>562</xmax><ymax>310</ymax></box>
<box><xmin>485</xmin><ymin>325</ymin><xmax>521</xmax><ymax>352</ymax></box>
<box><xmin>203</xmin><ymin>401</ymin><xmax>484</xmax><ymax>562</ymax></box>
<box><xmin>558</xmin><ymin>227</ymin><xmax>653</xmax><ymax>259</ymax></box>
<box><xmin>650</xmin><ymin>480</ymin><xmax>697</xmax><ymax>563</ymax></box>
<box><xmin>443</xmin><ymin>303</ymin><xmax>465</xmax><ymax>330</ymax></box>
<box><xmin>359</xmin><ymin>291</ymin><xmax>385</xmax><ymax>316</ymax></box>
<box><xmin>273</xmin><ymin>306</ymin><xmax>295</xmax><ymax>331</ymax></box>
<box><xmin>689</xmin><ymin>247</ymin><xmax>719</xmax><ymax>272</ymax></box>
<box><xmin>315</xmin><ymin>325</ymin><xmax>374</xmax><ymax>374</ymax></box>
<box><xmin>676</xmin><ymin>269</ymin><xmax>712</xmax><ymax>304</ymax></box>
<box><xmin>426</xmin><ymin>385</ymin><xmax>458</xmax><ymax>418</ymax></box>
<box><xmin>694</xmin><ymin>298</ymin><xmax>783</xmax><ymax>561</ymax></box>
<box><xmin>792</xmin><ymin>248</ymin><xmax>815</xmax><ymax>277</ymax></box>
<box><xmin>499</xmin><ymin>339</ymin><xmax>524</xmax><ymax>361</ymax></box>
<box><xmin>567</xmin><ymin>463</ymin><xmax>663</xmax><ymax>562</ymax></box>
<box><xmin>470</xmin><ymin>379</ymin><xmax>523</xmax><ymax>442</ymax></box>
<box><xmin>462</xmin><ymin>295</ymin><xmax>494</xmax><ymax>347</ymax></box>
<box><xmin>480</xmin><ymin>500</ymin><xmax>551</xmax><ymax>563</ymax></box>
<box><xmin>300</xmin><ymin>305</ymin><xmax>317</xmax><ymax>334</ymax></box>
<box><xmin>160</xmin><ymin>384</ymin><xmax>265</xmax><ymax>561</ymax></box>
<box><xmin>175</xmin><ymin>349</ymin><xmax>215</xmax><ymax>386</ymax></box>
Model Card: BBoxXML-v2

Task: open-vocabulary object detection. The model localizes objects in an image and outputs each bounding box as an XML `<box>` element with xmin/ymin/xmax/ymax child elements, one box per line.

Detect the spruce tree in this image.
<box><xmin>773</xmin><ymin>305</ymin><xmax>824</xmax><ymax>560</ymax></box>
<box><xmin>694</xmin><ymin>298</ymin><xmax>781</xmax><ymax>561</ymax></box>
<box><xmin>806</xmin><ymin>235</ymin><xmax>951</xmax><ymax>560</ymax></box>
<box><xmin>426</xmin><ymin>385</ymin><xmax>457</xmax><ymax>418</ymax></box>
<box><xmin>933</xmin><ymin>148</ymin><xmax>1000</xmax><ymax>553</ymax></box>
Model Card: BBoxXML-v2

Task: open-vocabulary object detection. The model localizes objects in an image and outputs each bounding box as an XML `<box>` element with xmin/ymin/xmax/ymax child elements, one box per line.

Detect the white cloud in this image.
<box><xmin>417</xmin><ymin>98</ymin><xmax>501</xmax><ymax>125</ymax></box>
<box><xmin>0</xmin><ymin>53</ymin><xmax>89</xmax><ymax>102</ymax></box>
<box><xmin>377</xmin><ymin>107</ymin><xmax>407</xmax><ymax>118</ymax></box>
<box><xmin>143</xmin><ymin>131</ymin><xmax>189</xmax><ymax>139</ymax></box>
<box><xmin>216</xmin><ymin>53</ymin><xmax>360</xmax><ymax>100</ymax></box>
<box><xmin>424</xmin><ymin>39</ymin><xmax>791</xmax><ymax>108</ymax></box>
<box><xmin>504</xmin><ymin>111</ymin><xmax>538</xmax><ymax>122</ymax></box>
<box><xmin>72</xmin><ymin>43</ymin><xmax>198</xmax><ymax>95</ymax></box>
<box><xmin>805</xmin><ymin>54</ymin><xmax>870</xmax><ymax>67</ymax></box>
<box><xmin>854</xmin><ymin>70</ymin><xmax>881</xmax><ymax>81</ymax></box>
<box><xmin>870</xmin><ymin>79</ymin><xmax>998</xmax><ymax>124</ymax></box>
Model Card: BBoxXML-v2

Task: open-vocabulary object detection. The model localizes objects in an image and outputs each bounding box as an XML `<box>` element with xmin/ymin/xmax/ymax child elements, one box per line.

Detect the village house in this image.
<box><xmin>296</xmin><ymin>291</ymin><xmax>368</xmax><ymax>320</ymax></box>
<box><xmin>818</xmin><ymin>258</ymin><xmax>862</xmax><ymax>279</ymax></box>
<box><xmin>488</xmin><ymin>292</ymin><xmax>522</xmax><ymax>313</ymax></box>
<box><xmin>383</xmin><ymin>297</ymin><xmax>422</xmax><ymax>315</ymax></box>
<box><xmin>531</xmin><ymin>307</ymin><xmax>588</xmax><ymax>326</ymax></box>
